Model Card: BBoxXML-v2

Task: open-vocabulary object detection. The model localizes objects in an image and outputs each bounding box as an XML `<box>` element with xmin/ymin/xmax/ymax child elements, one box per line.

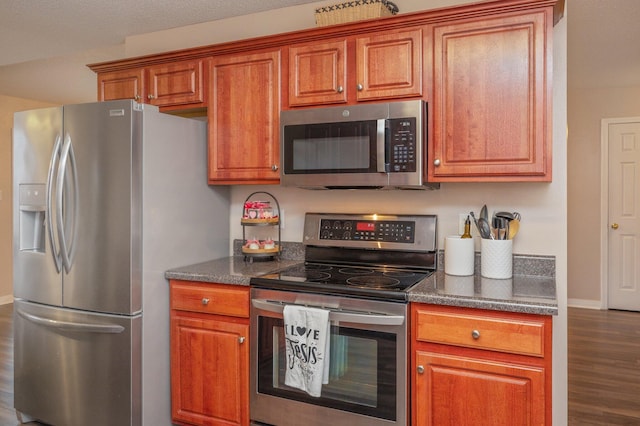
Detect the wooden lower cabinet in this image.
<box><xmin>411</xmin><ymin>304</ymin><xmax>552</xmax><ymax>426</ymax></box>
<box><xmin>170</xmin><ymin>280</ymin><xmax>249</xmax><ymax>426</ymax></box>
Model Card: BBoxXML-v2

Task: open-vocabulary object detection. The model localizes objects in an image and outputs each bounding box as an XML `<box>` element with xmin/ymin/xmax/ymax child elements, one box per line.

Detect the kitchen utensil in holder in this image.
<box><xmin>444</xmin><ymin>236</ymin><xmax>475</xmax><ymax>276</ymax></box>
<box><xmin>241</xmin><ymin>191</ymin><xmax>281</xmax><ymax>262</ymax></box>
<box><xmin>480</xmin><ymin>239</ymin><xmax>513</xmax><ymax>279</ymax></box>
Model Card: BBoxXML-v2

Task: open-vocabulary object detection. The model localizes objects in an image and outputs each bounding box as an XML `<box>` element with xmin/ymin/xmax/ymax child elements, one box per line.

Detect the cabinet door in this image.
<box><xmin>208</xmin><ymin>50</ymin><xmax>281</xmax><ymax>184</ymax></box>
<box><xmin>355</xmin><ymin>28</ymin><xmax>423</xmax><ymax>101</ymax></box>
<box><xmin>431</xmin><ymin>11</ymin><xmax>551</xmax><ymax>181</ymax></box>
<box><xmin>97</xmin><ymin>68</ymin><xmax>144</xmax><ymax>102</ymax></box>
<box><xmin>288</xmin><ymin>40</ymin><xmax>347</xmax><ymax>106</ymax></box>
<box><xmin>147</xmin><ymin>59</ymin><xmax>205</xmax><ymax>108</ymax></box>
<box><xmin>171</xmin><ymin>312</ymin><xmax>249</xmax><ymax>426</ymax></box>
<box><xmin>414</xmin><ymin>351</ymin><xmax>545</xmax><ymax>426</ymax></box>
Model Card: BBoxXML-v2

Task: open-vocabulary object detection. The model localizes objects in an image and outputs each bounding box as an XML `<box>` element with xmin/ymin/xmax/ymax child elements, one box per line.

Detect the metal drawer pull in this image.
<box><xmin>471</xmin><ymin>329</ymin><xmax>481</xmax><ymax>340</ymax></box>
<box><xmin>201</xmin><ymin>298</ymin><xmax>210</xmax><ymax>305</ymax></box>
<box><xmin>417</xmin><ymin>365</ymin><xmax>425</xmax><ymax>374</ymax></box>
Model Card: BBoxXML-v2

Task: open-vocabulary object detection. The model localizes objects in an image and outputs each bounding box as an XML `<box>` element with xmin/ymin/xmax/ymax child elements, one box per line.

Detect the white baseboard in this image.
<box><xmin>568</xmin><ymin>298</ymin><xmax>603</xmax><ymax>309</ymax></box>
<box><xmin>0</xmin><ymin>294</ymin><xmax>14</xmax><ymax>305</ymax></box>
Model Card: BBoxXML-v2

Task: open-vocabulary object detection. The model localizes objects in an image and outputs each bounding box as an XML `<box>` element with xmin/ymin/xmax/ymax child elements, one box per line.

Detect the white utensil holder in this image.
<box><xmin>444</xmin><ymin>236</ymin><xmax>475</xmax><ymax>276</ymax></box>
<box><xmin>481</xmin><ymin>239</ymin><xmax>513</xmax><ymax>279</ymax></box>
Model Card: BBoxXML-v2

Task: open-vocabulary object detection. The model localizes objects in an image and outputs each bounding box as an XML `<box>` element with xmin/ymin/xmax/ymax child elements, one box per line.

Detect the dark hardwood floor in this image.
<box><xmin>1</xmin><ymin>303</ymin><xmax>639</xmax><ymax>425</ymax></box>
<box><xmin>568</xmin><ymin>307</ymin><xmax>640</xmax><ymax>425</ymax></box>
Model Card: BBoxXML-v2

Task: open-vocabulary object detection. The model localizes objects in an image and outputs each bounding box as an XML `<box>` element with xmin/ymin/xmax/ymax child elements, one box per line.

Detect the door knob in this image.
<box><xmin>337</xmin><ymin>86</ymin><xmax>344</xmax><ymax>93</ymax></box>
<box><xmin>611</xmin><ymin>223</ymin><xmax>619</xmax><ymax>230</ymax></box>
<box><xmin>417</xmin><ymin>365</ymin><xmax>425</xmax><ymax>374</ymax></box>
<box><xmin>201</xmin><ymin>298</ymin><xmax>210</xmax><ymax>305</ymax></box>
<box><xmin>433</xmin><ymin>159</ymin><xmax>441</xmax><ymax>167</ymax></box>
<box><xmin>356</xmin><ymin>83</ymin><xmax>364</xmax><ymax>91</ymax></box>
<box><xmin>271</xmin><ymin>164</ymin><xmax>279</xmax><ymax>171</ymax></box>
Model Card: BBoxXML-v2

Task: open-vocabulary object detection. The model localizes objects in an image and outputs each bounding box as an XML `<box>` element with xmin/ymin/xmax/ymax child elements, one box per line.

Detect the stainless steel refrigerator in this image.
<box><xmin>12</xmin><ymin>100</ymin><xmax>230</xmax><ymax>426</ymax></box>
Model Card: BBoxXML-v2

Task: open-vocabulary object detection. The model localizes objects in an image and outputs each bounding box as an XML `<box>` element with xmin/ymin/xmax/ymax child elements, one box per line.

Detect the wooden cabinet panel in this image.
<box><xmin>208</xmin><ymin>50</ymin><xmax>281</xmax><ymax>184</ymax></box>
<box><xmin>431</xmin><ymin>10</ymin><xmax>552</xmax><ymax>181</ymax></box>
<box><xmin>415</xmin><ymin>351</ymin><xmax>546</xmax><ymax>426</ymax></box>
<box><xmin>170</xmin><ymin>280</ymin><xmax>249</xmax><ymax>317</ymax></box>
<box><xmin>285</xmin><ymin>27</ymin><xmax>423</xmax><ymax>107</ymax></box>
<box><xmin>98</xmin><ymin>68</ymin><xmax>145</xmax><ymax>102</ymax></box>
<box><xmin>355</xmin><ymin>28</ymin><xmax>423</xmax><ymax>101</ymax></box>
<box><xmin>171</xmin><ymin>312</ymin><xmax>249</xmax><ymax>426</ymax></box>
<box><xmin>147</xmin><ymin>60</ymin><xmax>205</xmax><ymax>107</ymax></box>
<box><xmin>414</xmin><ymin>307</ymin><xmax>547</xmax><ymax>357</ymax></box>
<box><xmin>411</xmin><ymin>304</ymin><xmax>552</xmax><ymax>426</ymax></box>
<box><xmin>97</xmin><ymin>60</ymin><xmax>204</xmax><ymax>110</ymax></box>
<box><xmin>170</xmin><ymin>280</ymin><xmax>250</xmax><ymax>426</ymax></box>
<box><xmin>288</xmin><ymin>39</ymin><xmax>347</xmax><ymax>106</ymax></box>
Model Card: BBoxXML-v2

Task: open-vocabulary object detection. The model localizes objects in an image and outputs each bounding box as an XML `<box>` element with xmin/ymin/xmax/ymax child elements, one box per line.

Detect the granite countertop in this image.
<box><xmin>408</xmin><ymin>271</ymin><xmax>557</xmax><ymax>315</ymax></box>
<box><xmin>165</xmin><ymin>250</ymin><xmax>558</xmax><ymax>316</ymax></box>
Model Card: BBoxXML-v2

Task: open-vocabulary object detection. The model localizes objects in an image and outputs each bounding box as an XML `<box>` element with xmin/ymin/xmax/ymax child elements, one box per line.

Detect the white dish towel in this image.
<box><xmin>283</xmin><ymin>304</ymin><xmax>330</xmax><ymax>397</ymax></box>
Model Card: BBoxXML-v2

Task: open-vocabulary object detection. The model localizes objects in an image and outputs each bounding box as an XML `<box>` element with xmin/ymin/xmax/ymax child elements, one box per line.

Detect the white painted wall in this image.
<box><xmin>567</xmin><ymin>85</ymin><xmax>640</xmax><ymax>307</ymax></box>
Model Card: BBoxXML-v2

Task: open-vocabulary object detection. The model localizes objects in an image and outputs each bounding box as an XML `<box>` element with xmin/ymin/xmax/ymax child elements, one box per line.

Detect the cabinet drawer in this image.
<box><xmin>414</xmin><ymin>307</ymin><xmax>547</xmax><ymax>357</ymax></box>
<box><xmin>170</xmin><ymin>280</ymin><xmax>249</xmax><ymax>318</ymax></box>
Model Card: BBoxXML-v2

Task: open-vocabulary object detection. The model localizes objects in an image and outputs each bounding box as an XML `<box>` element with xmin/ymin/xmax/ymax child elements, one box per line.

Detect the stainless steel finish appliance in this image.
<box><xmin>250</xmin><ymin>213</ymin><xmax>437</xmax><ymax>426</ymax></box>
<box><xmin>280</xmin><ymin>100</ymin><xmax>439</xmax><ymax>190</ymax></box>
<box><xmin>12</xmin><ymin>100</ymin><xmax>230</xmax><ymax>426</ymax></box>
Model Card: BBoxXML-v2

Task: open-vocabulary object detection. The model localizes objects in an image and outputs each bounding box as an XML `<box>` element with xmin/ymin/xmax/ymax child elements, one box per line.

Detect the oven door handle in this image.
<box><xmin>252</xmin><ymin>299</ymin><xmax>405</xmax><ymax>326</ymax></box>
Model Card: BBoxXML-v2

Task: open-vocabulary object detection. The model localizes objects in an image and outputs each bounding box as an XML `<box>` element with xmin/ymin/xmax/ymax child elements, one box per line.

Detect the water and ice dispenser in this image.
<box><xmin>19</xmin><ymin>184</ymin><xmax>46</xmax><ymax>253</ymax></box>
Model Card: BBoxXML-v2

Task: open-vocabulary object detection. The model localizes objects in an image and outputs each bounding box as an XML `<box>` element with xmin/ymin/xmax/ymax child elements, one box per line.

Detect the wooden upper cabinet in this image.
<box><xmin>146</xmin><ymin>60</ymin><xmax>205</xmax><ymax>108</ymax></box>
<box><xmin>286</xmin><ymin>27</ymin><xmax>423</xmax><ymax>107</ymax></box>
<box><xmin>208</xmin><ymin>50</ymin><xmax>281</xmax><ymax>184</ymax></box>
<box><xmin>355</xmin><ymin>28</ymin><xmax>423</xmax><ymax>101</ymax></box>
<box><xmin>98</xmin><ymin>68</ymin><xmax>145</xmax><ymax>103</ymax></box>
<box><xmin>97</xmin><ymin>59</ymin><xmax>205</xmax><ymax>111</ymax></box>
<box><xmin>288</xmin><ymin>39</ymin><xmax>348</xmax><ymax>106</ymax></box>
<box><xmin>430</xmin><ymin>9</ymin><xmax>552</xmax><ymax>181</ymax></box>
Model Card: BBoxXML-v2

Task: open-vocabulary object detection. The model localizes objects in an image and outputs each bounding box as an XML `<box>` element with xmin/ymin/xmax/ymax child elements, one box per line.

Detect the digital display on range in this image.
<box><xmin>356</xmin><ymin>222</ymin><xmax>375</xmax><ymax>232</ymax></box>
<box><xmin>320</xmin><ymin>219</ymin><xmax>415</xmax><ymax>243</ymax></box>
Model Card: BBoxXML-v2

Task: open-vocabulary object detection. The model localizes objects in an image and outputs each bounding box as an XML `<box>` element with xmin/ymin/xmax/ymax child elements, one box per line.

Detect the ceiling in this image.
<box><xmin>0</xmin><ymin>0</ymin><xmax>639</xmax><ymax>103</ymax></box>
<box><xmin>0</xmin><ymin>0</ymin><xmax>320</xmax><ymax>66</ymax></box>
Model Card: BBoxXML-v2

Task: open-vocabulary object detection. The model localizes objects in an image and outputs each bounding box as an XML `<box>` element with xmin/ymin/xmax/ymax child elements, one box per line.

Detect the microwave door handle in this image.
<box><xmin>252</xmin><ymin>299</ymin><xmax>404</xmax><ymax>326</ymax></box>
<box><xmin>376</xmin><ymin>119</ymin><xmax>388</xmax><ymax>173</ymax></box>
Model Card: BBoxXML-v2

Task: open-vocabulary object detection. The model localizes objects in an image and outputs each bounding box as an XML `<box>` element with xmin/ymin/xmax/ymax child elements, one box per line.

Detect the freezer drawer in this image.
<box><xmin>13</xmin><ymin>300</ymin><xmax>141</xmax><ymax>426</ymax></box>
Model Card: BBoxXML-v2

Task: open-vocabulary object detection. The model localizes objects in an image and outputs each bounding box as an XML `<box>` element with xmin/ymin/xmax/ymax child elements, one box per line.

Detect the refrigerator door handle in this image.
<box><xmin>56</xmin><ymin>132</ymin><xmax>79</xmax><ymax>274</ymax></box>
<box><xmin>46</xmin><ymin>134</ymin><xmax>63</xmax><ymax>273</ymax></box>
<box><xmin>16</xmin><ymin>307</ymin><xmax>125</xmax><ymax>334</ymax></box>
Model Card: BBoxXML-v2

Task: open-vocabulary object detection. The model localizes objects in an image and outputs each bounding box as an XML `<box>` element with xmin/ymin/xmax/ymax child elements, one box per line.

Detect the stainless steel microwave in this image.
<box><xmin>280</xmin><ymin>100</ymin><xmax>439</xmax><ymax>190</ymax></box>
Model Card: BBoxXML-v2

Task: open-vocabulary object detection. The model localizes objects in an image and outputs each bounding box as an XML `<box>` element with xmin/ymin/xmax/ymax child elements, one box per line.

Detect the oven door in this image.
<box><xmin>250</xmin><ymin>288</ymin><xmax>407</xmax><ymax>426</ymax></box>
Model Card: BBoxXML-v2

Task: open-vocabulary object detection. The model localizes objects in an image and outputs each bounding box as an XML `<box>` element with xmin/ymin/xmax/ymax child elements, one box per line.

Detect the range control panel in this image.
<box><xmin>319</xmin><ymin>219</ymin><xmax>415</xmax><ymax>243</ymax></box>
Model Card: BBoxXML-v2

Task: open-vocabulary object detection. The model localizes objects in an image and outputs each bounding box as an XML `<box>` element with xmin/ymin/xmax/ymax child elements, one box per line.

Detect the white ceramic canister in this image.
<box><xmin>444</xmin><ymin>236</ymin><xmax>475</xmax><ymax>276</ymax></box>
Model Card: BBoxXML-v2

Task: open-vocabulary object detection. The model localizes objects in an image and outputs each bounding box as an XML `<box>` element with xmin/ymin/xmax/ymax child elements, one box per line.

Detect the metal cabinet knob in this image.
<box><xmin>356</xmin><ymin>83</ymin><xmax>363</xmax><ymax>91</ymax></box>
<box><xmin>147</xmin><ymin>94</ymin><xmax>156</xmax><ymax>100</ymax></box>
<box><xmin>201</xmin><ymin>298</ymin><xmax>210</xmax><ymax>305</ymax></box>
<box><xmin>417</xmin><ymin>365</ymin><xmax>425</xmax><ymax>374</ymax></box>
<box><xmin>337</xmin><ymin>86</ymin><xmax>344</xmax><ymax>93</ymax></box>
<box><xmin>134</xmin><ymin>95</ymin><xmax>141</xmax><ymax>101</ymax></box>
<box><xmin>433</xmin><ymin>159</ymin><xmax>441</xmax><ymax>166</ymax></box>
<box><xmin>238</xmin><ymin>336</ymin><xmax>245</xmax><ymax>344</ymax></box>
<box><xmin>271</xmin><ymin>164</ymin><xmax>279</xmax><ymax>171</ymax></box>
<box><xmin>611</xmin><ymin>223</ymin><xmax>619</xmax><ymax>230</ymax></box>
<box><xmin>471</xmin><ymin>329</ymin><xmax>481</xmax><ymax>340</ymax></box>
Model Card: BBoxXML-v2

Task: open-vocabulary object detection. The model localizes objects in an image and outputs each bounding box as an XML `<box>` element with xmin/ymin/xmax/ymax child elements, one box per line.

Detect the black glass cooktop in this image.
<box><xmin>250</xmin><ymin>262</ymin><xmax>432</xmax><ymax>301</ymax></box>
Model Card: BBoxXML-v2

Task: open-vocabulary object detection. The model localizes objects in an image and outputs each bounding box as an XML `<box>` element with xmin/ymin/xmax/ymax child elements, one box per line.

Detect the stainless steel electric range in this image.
<box><xmin>250</xmin><ymin>213</ymin><xmax>437</xmax><ymax>426</ymax></box>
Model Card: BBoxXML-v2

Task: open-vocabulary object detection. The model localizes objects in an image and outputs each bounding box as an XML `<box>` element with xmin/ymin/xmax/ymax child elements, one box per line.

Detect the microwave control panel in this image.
<box><xmin>319</xmin><ymin>219</ymin><xmax>415</xmax><ymax>243</ymax></box>
<box><xmin>387</xmin><ymin>117</ymin><xmax>417</xmax><ymax>173</ymax></box>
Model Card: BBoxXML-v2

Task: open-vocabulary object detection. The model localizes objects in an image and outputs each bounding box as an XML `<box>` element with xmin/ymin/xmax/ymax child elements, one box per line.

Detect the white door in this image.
<box><xmin>605</xmin><ymin>118</ymin><xmax>640</xmax><ymax>311</ymax></box>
